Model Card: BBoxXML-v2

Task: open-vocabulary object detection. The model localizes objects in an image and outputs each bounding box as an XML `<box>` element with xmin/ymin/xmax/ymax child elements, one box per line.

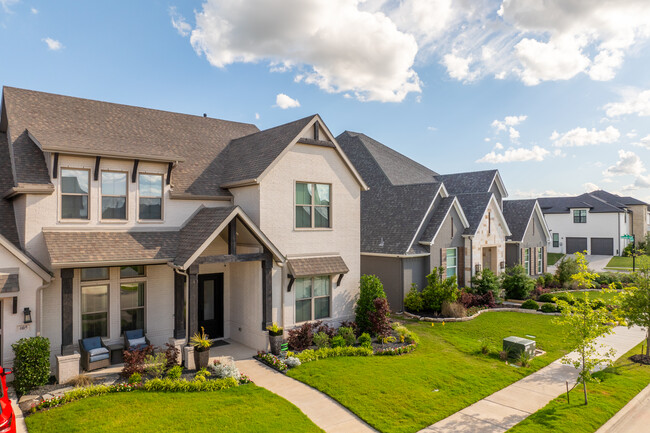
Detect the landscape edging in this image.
<box><xmin>401</xmin><ymin>307</ymin><xmax>560</xmax><ymax>323</ymax></box>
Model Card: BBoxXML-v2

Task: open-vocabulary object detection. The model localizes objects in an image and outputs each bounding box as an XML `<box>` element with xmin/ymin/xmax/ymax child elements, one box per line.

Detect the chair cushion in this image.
<box><xmin>129</xmin><ymin>337</ymin><xmax>147</xmax><ymax>348</ymax></box>
<box><xmin>124</xmin><ymin>329</ymin><xmax>144</xmax><ymax>341</ymax></box>
<box><xmin>89</xmin><ymin>352</ymin><xmax>110</xmax><ymax>363</ymax></box>
<box><xmin>82</xmin><ymin>337</ymin><xmax>102</xmax><ymax>351</ymax></box>
<box><xmin>88</xmin><ymin>347</ymin><xmax>109</xmax><ymax>357</ymax></box>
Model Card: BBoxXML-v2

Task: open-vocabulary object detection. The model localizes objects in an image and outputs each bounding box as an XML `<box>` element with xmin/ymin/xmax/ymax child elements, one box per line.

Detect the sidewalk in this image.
<box><xmin>237</xmin><ymin>359</ymin><xmax>376</xmax><ymax>433</ymax></box>
<box><xmin>419</xmin><ymin>326</ymin><xmax>646</xmax><ymax>433</ymax></box>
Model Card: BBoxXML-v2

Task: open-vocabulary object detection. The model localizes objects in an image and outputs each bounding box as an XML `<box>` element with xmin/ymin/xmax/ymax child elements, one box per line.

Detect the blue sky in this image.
<box><xmin>2</xmin><ymin>0</ymin><xmax>650</xmax><ymax>200</ymax></box>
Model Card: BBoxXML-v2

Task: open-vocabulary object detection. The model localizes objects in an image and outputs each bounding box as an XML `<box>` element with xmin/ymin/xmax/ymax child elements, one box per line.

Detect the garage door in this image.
<box><xmin>591</xmin><ymin>238</ymin><xmax>614</xmax><ymax>255</ymax></box>
<box><xmin>566</xmin><ymin>237</ymin><xmax>588</xmax><ymax>254</ymax></box>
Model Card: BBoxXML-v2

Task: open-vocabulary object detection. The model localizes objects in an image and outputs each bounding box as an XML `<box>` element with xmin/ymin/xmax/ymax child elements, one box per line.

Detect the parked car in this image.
<box><xmin>0</xmin><ymin>367</ymin><xmax>15</xmax><ymax>433</ymax></box>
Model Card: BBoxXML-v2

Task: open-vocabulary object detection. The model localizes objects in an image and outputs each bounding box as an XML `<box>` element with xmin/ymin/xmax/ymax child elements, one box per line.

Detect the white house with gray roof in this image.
<box><xmin>0</xmin><ymin>86</ymin><xmax>367</xmax><ymax>370</ymax></box>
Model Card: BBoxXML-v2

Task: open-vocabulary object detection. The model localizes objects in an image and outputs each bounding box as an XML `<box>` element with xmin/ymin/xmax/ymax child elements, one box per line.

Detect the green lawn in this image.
<box><xmin>547</xmin><ymin>253</ymin><xmax>565</xmax><ymax>266</ymax></box>
<box><xmin>555</xmin><ymin>290</ymin><xmax>621</xmax><ymax>304</ymax></box>
<box><xmin>287</xmin><ymin>312</ymin><xmax>578</xmax><ymax>433</ymax></box>
<box><xmin>605</xmin><ymin>256</ymin><xmax>633</xmax><ymax>269</ymax></box>
<box><xmin>508</xmin><ymin>343</ymin><xmax>650</xmax><ymax>432</ymax></box>
<box><xmin>25</xmin><ymin>385</ymin><xmax>322</xmax><ymax>433</ymax></box>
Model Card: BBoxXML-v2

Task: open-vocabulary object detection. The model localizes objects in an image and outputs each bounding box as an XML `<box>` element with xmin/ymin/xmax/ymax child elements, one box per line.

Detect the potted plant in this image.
<box><xmin>266</xmin><ymin>322</ymin><xmax>284</xmax><ymax>355</ymax></box>
<box><xmin>190</xmin><ymin>327</ymin><xmax>212</xmax><ymax>369</ymax></box>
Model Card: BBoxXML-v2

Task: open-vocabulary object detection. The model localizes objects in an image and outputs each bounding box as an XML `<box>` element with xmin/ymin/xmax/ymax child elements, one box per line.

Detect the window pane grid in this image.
<box><xmin>102</xmin><ymin>172</ymin><xmax>127</xmax><ymax>220</ymax></box>
<box><xmin>61</xmin><ymin>169</ymin><xmax>89</xmax><ymax>219</ymax></box>
<box><xmin>139</xmin><ymin>174</ymin><xmax>163</xmax><ymax>220</ymax></box>
<box><xmin>294</xmin><ymin>276</ymin><xmax>331</xmax><ymax>322</ymax></box>
<box><xmin>295</xmin><ymin>183</ymin><xmax>331</xmax><ymax>228</ymax></box>
<box><xmin>81</xmin><ymin>284</ymin><xmax>108</xmax><ymax>338</ymax></box>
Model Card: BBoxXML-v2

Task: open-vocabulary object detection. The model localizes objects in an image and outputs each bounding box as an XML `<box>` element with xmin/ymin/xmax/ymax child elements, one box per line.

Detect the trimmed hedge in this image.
<box><xmin>12</xmin><ymin>336</ymin><xmax>50</xmax><ymax>395</ymax></box>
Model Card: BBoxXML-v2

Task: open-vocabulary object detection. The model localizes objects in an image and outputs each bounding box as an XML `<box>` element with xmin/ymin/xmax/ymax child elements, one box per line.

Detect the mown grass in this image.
<box><xmin>555</xmin><ymin>290</ymin><xmax>621</xmax><ymax>304</ymax></box>
<box><xmin>25</xmin><ymin>384</ymin><xmax>323</xmax><ymax>433</ymax></box>
<box><xmin>287</xmin><ymin>312</ymin><xmax>578</xmax><ymax>433</ymax></box>
<box><xmin>548</xmin><ymin>253</ymin><xmax>565</xmax><ymax>266</ymax></box>
<box><xmin>605</xmin><ymin>256</ymin><xmax>634</xmax><ymax>269</ymax></box>
<box><xmin>508</xmin><ymin>342</ymin><xmax>650</xmax><ymax>433</ymax></box>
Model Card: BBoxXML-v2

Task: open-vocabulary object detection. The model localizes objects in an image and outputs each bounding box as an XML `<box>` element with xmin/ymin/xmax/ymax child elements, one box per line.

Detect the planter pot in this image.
<box><xmin>269</xmin><ymin>334</ymin><xmax>284</xmax><ymax>355</ymax></box>
<box><xmin>194</xmin><ymin>349</ymin><xmax>210</xmax><ymax>369</ymax></box>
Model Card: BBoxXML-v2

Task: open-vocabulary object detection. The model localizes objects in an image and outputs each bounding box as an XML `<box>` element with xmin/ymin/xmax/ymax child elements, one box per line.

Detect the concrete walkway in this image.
<box><xmin>420</xmin><ymin>326</ymin><xmax>646</xmax><ymax>433</ymax></box>
<box><xmin>237</xmin><ymin>359</ymin><xmax>376</xmax><ymax>433</ymax></box>
<box><xmin>596</xmin><ymin>383</ymin><xmax>650</xmax><ymax>433</ymax></box>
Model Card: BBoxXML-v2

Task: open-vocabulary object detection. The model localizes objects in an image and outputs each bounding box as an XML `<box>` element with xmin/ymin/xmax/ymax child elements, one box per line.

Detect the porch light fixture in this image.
<box><xmin>23</xmin><ymin>307</ymin><xmax>32</xmax><ymax>324</ymax></box>
<box><xmin>475</xmin><ymin>264</ymin><xmax>481</xmax><ymax>273</ymax></box>
<box><xmin>500</xmin><ymin>261</ymin><xmax>505</xmax><ymax>269</ymax></box>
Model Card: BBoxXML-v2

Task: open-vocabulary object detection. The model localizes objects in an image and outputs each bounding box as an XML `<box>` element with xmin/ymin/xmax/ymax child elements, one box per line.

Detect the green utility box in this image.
<box><xmin>503</xmin><ymin>336</ymin><xmax>536</xmax><ymax>358</ymax></box>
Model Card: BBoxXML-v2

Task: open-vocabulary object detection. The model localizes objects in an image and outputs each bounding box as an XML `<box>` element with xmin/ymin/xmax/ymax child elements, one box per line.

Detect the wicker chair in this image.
<box><xmin>78</xmin><ymin>337</ymin><xmax>110</xmax><ymax>371</ymax></box>
<box><xmin>123</xmin><ymin>329</ymin><xmax>151</xmax><ymax>351</ymax></box>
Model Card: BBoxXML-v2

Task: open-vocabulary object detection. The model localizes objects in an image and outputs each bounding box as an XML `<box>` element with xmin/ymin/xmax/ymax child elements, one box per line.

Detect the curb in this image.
<box><xmin>595</xmin><ymin>383</ymin><xmax>650</xmax><ymax>433</ymax></box>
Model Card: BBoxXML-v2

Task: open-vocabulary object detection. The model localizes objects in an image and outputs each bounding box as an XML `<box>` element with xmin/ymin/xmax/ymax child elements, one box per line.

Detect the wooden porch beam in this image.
<box><xmin>61</xmin><ymin>268</ymin><xmax>74</xmax><ymax>355</ymax></box>
<box><xmin>131</xmin><ymin>159</ymin><xmax>139</xmax><ymax>183</ymax></box>
<box><xmin>52</xmin><ymin>152</ymin><xmax>59</xmax><ymax>179</ymax></box>
<box><xmin>228</xmin><ymin>219</ymin><xmax>237</xmax><ymax>255</ymax></box>
<box><xmin>261</xmin><ymin>258</ymin><xmax>273</xmax><ymax>330</ymax></box>
<box><xmin>188</xmin><ymin>264</ymin><xmax>199</xmax><ymax>340</ymax></box>
<box><xmin>194</xmin><ymin>252</ymin><xmax>270</xmax><ymax>265</ymax></box>
<box><xmin>93</xmin><ymin>156</ymin><xmax>101</xmax><ymax>181</ymax></box>
<box><xmin>173</xmin><ymin>271</ymin><xmax>186</xmax><ymax>339</ymax></box>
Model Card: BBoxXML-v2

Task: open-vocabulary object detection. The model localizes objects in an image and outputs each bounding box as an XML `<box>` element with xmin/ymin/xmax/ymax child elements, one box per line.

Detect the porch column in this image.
<box><xmin>61</xmin><ymin>268</ymin><xmax>74</xmax><ymax>355</ymax></box>
<box><xmin>188</xmin><ymin>264</ymin><xmax>199</xmax><ymax>339</ymax></box>
<box><xmin>261</xmin><ymin>257</ymin><xmax>273</xmax><ymax>330</ymax></box>
<box><xmin>174</xmin><ymin>271</ymin><xmax>186</xmax><ymax>339</ymax></box>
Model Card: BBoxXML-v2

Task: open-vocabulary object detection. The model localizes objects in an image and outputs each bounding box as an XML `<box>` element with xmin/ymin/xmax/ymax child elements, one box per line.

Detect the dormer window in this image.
<box><xmin>61</xmin><ymin>168</ymin><xmax>90</xmax><ymax>219</ymax></box>
<box><xmin>295</xmin><ymin>182</ymin><xmax>331</xmax><ymax>228</ymax></box>
<box><xmin>101</xmin><ymin>171</ymin><xmax>127</xmax><ymax>220</ymax></box>
<box><xmin>139</xmin><ymin>174</ymin><xmax>163</xmax><ymax>220</ymax></box>
<box><xmin>573</xmin><ymin>210</ymin><xmax>587</xmax><ymax>223</ymax></box>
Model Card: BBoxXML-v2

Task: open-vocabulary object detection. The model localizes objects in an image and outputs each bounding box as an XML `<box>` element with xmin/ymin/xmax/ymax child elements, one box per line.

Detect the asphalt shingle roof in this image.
<box><xmin>437</xmin><ymin>170</ymin><xmax>497</xmax><ymax>195</ymax></box>
<box><xmin>0</xmin><ymin>133</ymin><xmax>20</xmax><ymax>247</ymax></box>
<box><xmin>0</xmin><ymin>273</ymin><xmax>19</xmax><ymax>293</ymax></box>
<box><xmin>11</xmin><ymin>131</ymin><xmax>51</xmax><ymax>186</ymax></box>
<box><xmin>537</xmin><ymin>190</ymin><xmax>643</xmax><ymax>214</ymax></box>
<box><xmin>287</xmin><ymin>256</ymin><xmax>349</xmax><ymax>278</ymax></box>
<box><xmin>503</xmin><ymin>199</ymin><xmax>537</xmax><ymax>242</ymax></box>
<box><xmin>419</xmin><ymin>197</ymin><xmax>455</xmax><ymax>243</ymax></box>
<box><xmin>174</xmin><ymin>206</ymin><xmax>236</xmax><ymax>266</ymax></box>
<box><xmin>456</xmin><ymin>193</ymin><xmax>493</xmax><ymax>235</ymax></box>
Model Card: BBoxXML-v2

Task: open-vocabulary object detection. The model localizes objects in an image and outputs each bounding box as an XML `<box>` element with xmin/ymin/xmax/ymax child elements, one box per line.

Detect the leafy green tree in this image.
<box><xmin>555</xmin><ymin>256</ymin><xmax>579</xmax><ymax>286</ymax></box>
<box><xmin>619</xmin><ymin>256</ymin><xmax>650</xmax><ymax>356</ymax></box>
<box><xmin>470</xmin><ymin>268</ymin><xmax>500</xmax><ymax>298</ymax></box>
<box><xmin>571</xmin><ymin>251</ymin><xmax>599</xmax><ymax>289</ymax></box>
<box><xmin>555</xmin><ymin>285</ymin><xmax>614</xmax><ymax>404</ymax></box>
<box><xmin>501</xmin><ymin>265</ymin><xmax>535</xmax><ymax>300</ymax></box>
<box><xmin>355</xmin><ymin>275</ymin><xmax>387</xmax><ymax>333</ymax></box>
<box><xmin>421</xmin><ymin>267</ymin><xmax>458</xmax><ymax>312</ymax></box>
<box><xmin>403</xmin><ymin>283</ymin><xmax>424</xmax><ymax>313</ymax></box>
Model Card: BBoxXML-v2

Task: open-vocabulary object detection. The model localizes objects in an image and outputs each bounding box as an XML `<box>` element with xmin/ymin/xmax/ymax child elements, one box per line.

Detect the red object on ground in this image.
<box><xmin>0</xmin><ymin>368</ymin><xmax>15</xmax><ymax>433</ymax></box>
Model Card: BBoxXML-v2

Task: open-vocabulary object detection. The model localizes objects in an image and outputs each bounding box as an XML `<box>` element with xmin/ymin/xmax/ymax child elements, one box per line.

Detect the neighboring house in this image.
<box><xmin>337</xmin><ymin>131</ymin><xmax>511</xmax><ymax>312</ymax></box>
<box><xmin>0</xmin><ymin>86</ymin><xmax>367</xmax><ymax>368</ymax></box>
<box><xmin>503</xmin><ymin>199</ymin><xmax>550</xmax><ymax>276</ymax></box>
<box><xmin>538</xmin><ymin>190</ymin><xmax>648</xmax><ymax>256</ymax></box>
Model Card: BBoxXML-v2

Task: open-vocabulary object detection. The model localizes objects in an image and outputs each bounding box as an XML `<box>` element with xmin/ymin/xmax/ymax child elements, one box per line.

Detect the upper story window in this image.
<box><xmin>552</xmin><ymin>233</ymin><xmax>559</xmax><ymax>248</ymax></box>
<box><xmin>295</xmin><ymin>182</ymin><xmax>331</xmax><ymax>228</ymax></box>
<box><xmin>61</xmin><ymin>168</ymin><xmax>90</xmax><ymax>219</ymax></box>
<box><xmin>573</xmin><ymin>210</ymin><xmax>587</xmax><ymax>223</ymax></box>
<box><xmin>101</xmin><ymin>171</ymin><xmax>127</xmax><ymax>220</ymax></box>
<box><xmin>139</xmin><ymin>174</ymin><xmax>163</xmax><ymax>220</ymax></box>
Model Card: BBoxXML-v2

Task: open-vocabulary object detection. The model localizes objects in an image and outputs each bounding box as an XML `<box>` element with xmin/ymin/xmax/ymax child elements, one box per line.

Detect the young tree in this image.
<box><xmin>619</xmin><ymin>255</ymin><xmax>650</xmax><ymax>356</ymax></box>
<box><xmin>555</xmin><ymin>277</ymin><xmax>615</xmax><ymax>405</ymax></box>
<box><xmin>570</xmin><ymin>251</ymin><xmax>599</xmax><ymax>289</ymax></box>
<box><xmin>355</xmin><ymin>275</ymin><xmax>387</xmax><ymax>334</ymax></box>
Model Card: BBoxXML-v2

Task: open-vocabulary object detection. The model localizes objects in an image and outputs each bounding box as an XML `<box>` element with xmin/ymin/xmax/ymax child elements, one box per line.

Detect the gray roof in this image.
<box><xmin>0</xmin><ymin>273</ymin><xmax>19</xmax><ymax>293</ymax></box>
<box><xmin>360</xmin><ymin>182</ymin><xmax>440</xmax><ymax>254</ymax></box>
<box><xmin>503</xmin><ymin>199</ymin><xmax>537</xmax><ymax>242</ymax></box>
<box><xmin>174</xmin><ymin>206</ymin><xmax>236</xmax><ymax>266</ymax></box>
<box><xmin>11</xmin><ymin>131</ymin><xmax>51</xmax><ymax>187</ymax></box>
<box><xmin>287</xmin><ymin>256</ymin><xmax>349</xmax><ymax>278</ymax></box>
<box><xmin>456</xmin><ymin>193</ymin><xmax>493</xmax><ymax>235</ymax></box>
<box><xmin>437</xmin><ymin>170</ymin><xmax>498</xmax><ymax>195</ymax></box>
<box><xmin>337</xmin><ymin>131</ymin><xmax>438</xmax><ymax>187</ymax></box>
<box><xmin>419</xmin><ymin>197</ymin><xmax>455</xmax><ymax>243</ymax></box>
<box><xmin>537</xmin><ymin>190</ymin><xmax>643</xmax><ymax>214</ymax></box>
<box><xmin>0</xmin><ymin>133</ymin><xmax>20</xmax><ymax>247</ymax></box>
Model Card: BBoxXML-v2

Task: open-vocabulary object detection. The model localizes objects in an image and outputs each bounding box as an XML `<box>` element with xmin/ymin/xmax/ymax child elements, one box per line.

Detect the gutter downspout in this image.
<box><xmin>35</xmin><ymin>279</ymin><xmax>53</xmax><ymax>336</ymax></box>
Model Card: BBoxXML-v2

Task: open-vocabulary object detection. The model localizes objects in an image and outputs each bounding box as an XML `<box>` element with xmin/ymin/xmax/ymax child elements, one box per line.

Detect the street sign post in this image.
<box><xmin>621</xmin><ymin>234</ymin><xmax>637</xmax><ymax>272</ymax></box>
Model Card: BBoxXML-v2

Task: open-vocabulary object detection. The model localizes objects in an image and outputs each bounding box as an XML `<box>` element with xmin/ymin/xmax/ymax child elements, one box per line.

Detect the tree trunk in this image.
<box><xmin>583</xmin><ymin>380</ymin><xmax>588</xmax><ymax>405</ymax></box>
<box><xmin>646</xmin><ymin>331</ymin><xmax>649</xmax><ymax>356</ymax></box>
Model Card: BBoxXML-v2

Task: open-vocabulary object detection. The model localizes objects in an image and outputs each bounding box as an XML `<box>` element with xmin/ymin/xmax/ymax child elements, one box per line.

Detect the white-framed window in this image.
<box><xmin>552</xmin><ymin>233</ymin><xmax>559</xmax><ymax>248</ymax></box>
<box><xmin>295</xmin><ymin>276</ymin><xmax>331</xmax><ymax>322</ymax></box>
<box><xmin>61</xmin><ymin>168</ymin><xmax>90</xmax><ymax>219</ymax></box>
<box><xmin>295</xmin><ymin>182</ymin><xmax>331</xmax><ymax>228</ymax></box>
<box><xmin>81</xmin><ymin>267</ymin><xmax>110</xmax><ymax>339</ymax></box>
<box><xmin>138</xmin><ymin>173</ymin><xmax>163</xmax><ymax>220</ymax></box>
<box><xmin>573</xmin><ymin>210</ymin><xmax>587</xmax><ymax>223</ymax></box>
<box><xmin>101</xmin><ymin>171</ymin><xmax>128</xmax><ymax>220</ymax></box>
<box><xmin>537</xmin><ymin>248</ymin><xmax>543</xmax><ymax>274</ymax></box>
<box><xmin>446</xmin><ymin>248</ymin><xmax>457</xmax><ymax>279</ymax></box>
<box><xmin>524</xmin><ymin>248</ymin><xmax>530</xmax><ymax>275</ymax></box>
<box><xmin>120</xmin><ymin>280</ymin><xmax>145</xmax><ymax>335</ymax></box>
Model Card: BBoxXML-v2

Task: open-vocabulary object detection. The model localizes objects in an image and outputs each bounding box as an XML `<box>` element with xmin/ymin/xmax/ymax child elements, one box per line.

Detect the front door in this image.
<box><xmin>482</xmin><ymin>247</ymin><xmax>493</xmax><ymax>272</ymax></box>
<box><xmin>198</xmin><ymin>274</ymin><xmax>224</xmax><ymax>339</ymax></box>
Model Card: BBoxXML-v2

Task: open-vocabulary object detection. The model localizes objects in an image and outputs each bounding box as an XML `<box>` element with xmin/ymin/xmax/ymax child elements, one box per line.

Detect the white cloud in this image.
<box><xmin>627</xmin><ymin>130</ymin><xmax>638</xmax><ymax>139</ymax></box>
<box><xmin>635</xmin><ymin>134</ymin><xmax>650</xmax><ymax>149</ymax></box>
<box><xmin>427</xmin><ymin>126</ymin><xmax>437</xmax><ymax>131</ymax></box>
<box><xmin>476</xmin><ymin>145</ymin><xmax>549</xmax><ymax>163</ymax></box>
<box><xmin>583</xmin><ymin>182</ymin><xmax>599</xmax><ymax>192</ymax></box>
<box><xmin>636</xmin><ymin>174</ymin><xmax>650</xmax><ymax>188</ymax></box>
<box><xmin>42</xmin><ymin>38</ymin><xmax>63</xmax><ymax>51</ymax></box>
<box><xmin>30</xmin><ymin>7</ymin><xmax>38</xmax><ymax>14</ymax></box>
<box><xmin>484</xmin><ymin>137</ymin><xmax>491</xmax><ymax>142</ymax></box>
<box><xmin>255</xmin><ymin>113</ymin><xmax>260</xmax><ymax>120</ymax></box>
<box><xmin>275</xmin><ymin>93</ymin><xmax>300</xmax><ymax>109</ymax></box>
<box><xmin>169</xmin><ymin>6</ymin><xmax>191</xmax><ymax>37</ymax></box>
<box><xmin>0</xmin><ymin>0</ymin><xmax>19</xmax><ymax>13</ymax></box>
<box><xmin>492</xmin><ymin>115</ymin><xmax>527</xmax><ymax>132</ymax></box>
<box><xmin>189</xmin><ymin>0</ymin><xmax>420</xmax><ymax>102</ymax></box>
<box><xmin>603</xmin><ymin>150</ymin><xmax>645</xmax><ymax>177</ymax></box>
<box><xmin>551</xmin><ymin>126</ymin><xmax>620</xmax><ymax>147</ymax></box>
<box><xmin>442</xmin><ymin>53</ymin><xmax>478</xmax><ymax>81</ymax></box>
<box><xmin>508</xmin><ymin>127</ymin><xmax>520</xmax><ymax>141</ymax></box>
<box><xmin>494</xmin><ymin>142</ymin><xmax>504</xmax><ymax>150</ymax></box>
<box><xmin>605</xmin><ymin>90</ymin><xmax>650</xmax><ymax>117</ymax></box>
<box><xmin>511</xmin><ymin>189</ymin><xmax>573</xmax><ymax>199</ymax></box>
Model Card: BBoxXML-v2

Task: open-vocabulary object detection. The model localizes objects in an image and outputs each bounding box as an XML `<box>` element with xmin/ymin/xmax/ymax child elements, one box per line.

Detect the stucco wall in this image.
<box><xmin>545</xmin><ymin>210</ymin><xmax>630</xmax><ymax>255</ymax></box>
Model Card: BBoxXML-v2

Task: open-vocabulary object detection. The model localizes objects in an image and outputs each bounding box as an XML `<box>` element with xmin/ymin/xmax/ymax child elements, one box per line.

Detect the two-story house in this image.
<box><xmin>503</xmin><ymin>199</ymin><xmax>550</xmax><ymax>276</ymax></box>
<box><xmin>0</xmin><ymin>87</ymin><xmax>367</xmax><ymax>371</ymax></box>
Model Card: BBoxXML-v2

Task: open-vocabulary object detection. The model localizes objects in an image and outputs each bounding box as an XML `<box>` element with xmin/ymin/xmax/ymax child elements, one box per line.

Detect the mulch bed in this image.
<box><xmin>629</xmin><ymin>354</ymin><xmax>650</xmax><ymax>365</ymax></box>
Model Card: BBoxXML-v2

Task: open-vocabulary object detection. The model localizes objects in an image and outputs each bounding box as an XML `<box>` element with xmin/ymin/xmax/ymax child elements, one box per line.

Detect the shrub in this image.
<box><xmin>337</xmin><ymin>326</ymin><xmax>356</xmax><ymax>346</ymax></box>
<box><xmin>478</xmin><ymin>339</ymin><xmax>490</xmax><ymax>354</ymax></box>
<box><xmin>471</xmin><ymin>269</ymin><xmax>500</xmax><ymax>298</ymax></box>
<box><xmin>422</xmin><ymin>267</ymin><xmax>459</xmax><ymax>312</ymax></box>
<box><xmin>12</xmin><ymin>336</ymin><xmax>50</xmax><ymax>395</ymax></box>
<box><xmin>555</xmin><ymin>257</ymin><xmax>579</xmax><ymax>286</ymax></box>
<box><xmin>331</xmin><ymin>335</ymin><xmax>346</xmax><ymax>348</ymax></box>
<box><xmin>611</xmin><ymin>281</ymin><xmax>623</xmax><ymax>290</ymax></box>
<box><xmin>166</xmin><ymin>365</ymin><xmax>183</xmax><ymax>380</ymax></box>
<box><xmin>284</xmin><ymin>357</ymin><xmax>301</xmax><ymax>368</ymax></box>
<box><xmin>355</xmin><ymin>275</ymin><xmax>387</xmax><ymax>333</ymax></box>
<box><xmin>531</xmin><ymin>286</ymin><xmax>549</xmax><ymax>299</ymax></box>
<box><xmin>339</xmin><ymin>321</ymin><xmax>358</xmax><ymax>336</ymax></box>
<box><xmin>210</xmin><ymin>360</ymin><xmax>241</xmax><ymax>380</ymax></box>
<box><xmin>313</xmin><ymin>332</ymin><xmax>331</xmax><ymax>348</ymax></box>
<box><xmin>518</xmin><ymin>350</ymin><xmax>532</xmax><ymax>367</ymax></box>
<box><xmin>142</xmin><ymin>377</ymin><xmax>237</xmax><ymax>392</ymax></box>
<box><xmin>591</xmin><ymin>299</ymin><xmax>606</xmax><ymax>310</ymax></box>
<box><xmin>358</xmin><ymin>332</ymin><xmax>372</xmax><ymax>348</ymax></box>
<box><xmin>537</xmin><ymin>293</ymin><xmax>555</xmax><ymax>303</ymax></box>
<box><xmin>378</xmin><ymin>335</ymin><xmax>397</xmax><ymax>344</ymax></box>
<box><xmin>128</xmin><ymin>372</ymin><xmax>142</xmax><ymax>384</ymax></box>
<box><xmin>121</xmin><ymin>345</ymin><xmax>155</xmax><ymax>378</ymax></box>
<box><xmin>540</xmin><ymin>303</ymin><xmax>558</xmax><ymax>313</ymax></box>
<box><xmin>460</xmin><ymin>290</ymin><xmax>496</xmax><ymax>308</ymax></box>
<box><xmin>521</xmin><ymin>299</ymin><xmax>539</xmax><ymax>310</ymax></box>
<box><xmin>68</xmin><ymin>374</ymin><xmax>95</xmax><ymax>387</ymax></box>
<box><xmin>502</xmin><ymin>265</ymin><xmax>535</xmax><ymax>300</ymax></box>
<box><xmin>375</xmin><ymin>343</ymin><xmax>417</xmax><ymax>356</ymax></box>
<box><xmin>287</xmin><ymin>322</ymin><xmax>314</xmax><ymax>351</ymax></box>
<box><xmin>441</xmin><ymin>301</ymin><xmax>466</xmax><ymax>318</ymax></box>
<box><xmin>195</xmin><ymin>368</ymin><xmax>211</xmax><ymax>381</ymax></box>
<box><xmin>164</xmin><ymin>343</ymin><xmax>180</xmax><ymax>369</ymax></box>
<box><xmin>499</xmin><ymin>350</ymin><xmax>510</xmax><ymax>361</ymax></box>
<box><xmin>404</xmin><ymin>283</ymin><xmax>424</xmax><ymax>312</ymax></box>
<box><xmin>296</xmin><ymin>346</ymin><xmax>373</xmax><ymax>363</ymax></box>
<box><xmin>144</xmin><ymin>353</ymin><xmax>167</xmax><ymax>378</ymax></box>
<box><xmin>368</xmin><ymin>297</ymin><xmax>392</xmax><ymax>337</ymax></box>
<box><xmin>542</xmin><ymin>273</ymin><xmax>555</xmax><ymax>288</ymax></box>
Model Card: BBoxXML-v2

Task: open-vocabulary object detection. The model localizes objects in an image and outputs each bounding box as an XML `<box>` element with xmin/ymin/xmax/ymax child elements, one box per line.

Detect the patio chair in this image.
<box><xmin>78</xmin><ymin>337</ymin><xmax>110</xmax><ymax>371</ymax></box>
<box><xmin>123</xmin><ymin>329</ymin><xmax>151</xmax><ymax>351</ymax></box>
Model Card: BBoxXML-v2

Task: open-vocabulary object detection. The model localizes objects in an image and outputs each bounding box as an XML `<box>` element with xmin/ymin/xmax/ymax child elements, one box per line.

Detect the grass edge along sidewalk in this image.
<box><xmin>508</xmin><ymin>342</ymin><xmax>650</xmax><ymax>433</ymax></box>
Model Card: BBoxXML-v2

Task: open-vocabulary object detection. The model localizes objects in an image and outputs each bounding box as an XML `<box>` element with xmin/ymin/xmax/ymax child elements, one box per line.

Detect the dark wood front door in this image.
<box><xmin>198</xmin><ymin>273</ymin><xmax>224</xmax><ymax>339</ymax></box>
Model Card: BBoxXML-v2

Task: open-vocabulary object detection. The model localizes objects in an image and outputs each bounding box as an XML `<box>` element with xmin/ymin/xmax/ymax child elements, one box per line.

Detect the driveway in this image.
<box><xmin>547</xmin><ymin>254</ymin><xmax>613</xmax><ymax>274</ymax></box>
